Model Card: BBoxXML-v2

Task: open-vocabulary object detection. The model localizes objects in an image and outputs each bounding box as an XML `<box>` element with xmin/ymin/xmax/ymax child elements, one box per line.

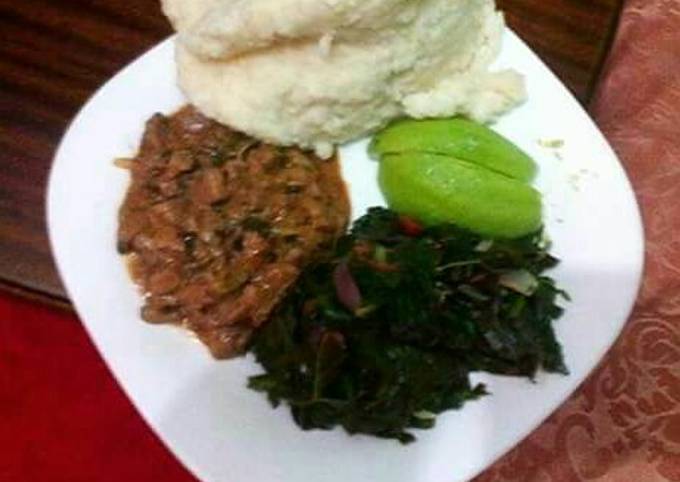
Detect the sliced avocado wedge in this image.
<box><xmin>370</xmin><ymin>118</ymin><xmax>537</xmax><ymax>182</ymax></box>
<box><xmin>378</xmin><ymin>152</ymin><xmax>542</xmax><ymax>238</ymax></box>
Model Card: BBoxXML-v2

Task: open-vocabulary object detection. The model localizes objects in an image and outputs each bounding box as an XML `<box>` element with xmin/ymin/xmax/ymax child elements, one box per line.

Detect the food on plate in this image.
<box><xmin>110</xmin><ymin>0</ymin><xmax>568</xmax><ymax>446</ymax></box>
<box><xmin>370</xmin><ymin>117</ymin><xmax>537</xmax><ymax>182</ymax></box>
<box><xmin>117</xmin><ymin>106</ymin><xmax>350</xmax><ymax>358</ymax></box>
<box><xmin>371</xmin><ymin>117</ymin><xmax>542</xmax><ymax>237</ymax></box>
<box><xmin>162</xmin><ymin>0</ymin><xmax>526</xmax><ymax>156</ymax></box>
<box><xmin>378</xmin><ymin>152</ymin><xmax>541</xmax><ymax>238</ymax></box>
<box><xmin>248</xmin><ymin>208</ymin><xmax>567</xmax><ymax>443</ymax></box>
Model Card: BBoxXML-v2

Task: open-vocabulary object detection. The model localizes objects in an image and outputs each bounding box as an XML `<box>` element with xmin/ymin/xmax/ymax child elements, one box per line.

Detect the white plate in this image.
<box><xmin>47</xmin><ymin>32</ymin><xmax>643</xmax><ymax>482</ymax></box>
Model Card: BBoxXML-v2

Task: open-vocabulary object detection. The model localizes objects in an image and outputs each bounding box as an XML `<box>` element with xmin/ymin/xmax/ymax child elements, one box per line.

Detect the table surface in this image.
<box><xmin>0</xmin><ymin>0</ymin><xmax>622</xmax><ymax>307</ymax></box>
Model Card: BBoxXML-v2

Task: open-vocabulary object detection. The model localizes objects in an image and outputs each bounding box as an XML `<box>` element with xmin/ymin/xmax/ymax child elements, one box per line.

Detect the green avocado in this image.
<box><xmin>370</xmin><ymin>118</ymin><xmax>537</xmax><ymax>182</ymax></box>
<box><xmin>378</xmin><ymin>152</ymin><xmax>542</xmax><ymax>238</ymax></box>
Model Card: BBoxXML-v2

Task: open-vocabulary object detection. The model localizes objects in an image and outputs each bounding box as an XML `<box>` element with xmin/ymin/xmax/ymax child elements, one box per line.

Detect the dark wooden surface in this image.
<box><xmin>0</xmin><ymin>0</ymin><xmax>622</xmax><ymax>307</ymax></box>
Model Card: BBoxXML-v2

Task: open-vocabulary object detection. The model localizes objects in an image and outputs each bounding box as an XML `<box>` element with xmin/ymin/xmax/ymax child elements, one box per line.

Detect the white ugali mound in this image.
<box><xmin>163</xmin><ymin>0</ymin><xmax>526</xmax><ymax>157</ymax></box>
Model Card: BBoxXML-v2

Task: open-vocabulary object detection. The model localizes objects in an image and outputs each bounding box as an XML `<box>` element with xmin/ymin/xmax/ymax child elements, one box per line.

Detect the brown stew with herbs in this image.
<box><xmin>117</xmin><ymin>106</ymin><xmax>349</xmax><ymax>358</ymax></box>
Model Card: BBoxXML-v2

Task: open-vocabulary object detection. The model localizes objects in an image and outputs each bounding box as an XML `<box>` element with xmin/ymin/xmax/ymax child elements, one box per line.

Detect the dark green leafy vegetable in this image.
<box><xmin>248</xmin><ymin>207</ymin><xmax>568</xmax><ymax>443</ymax></box>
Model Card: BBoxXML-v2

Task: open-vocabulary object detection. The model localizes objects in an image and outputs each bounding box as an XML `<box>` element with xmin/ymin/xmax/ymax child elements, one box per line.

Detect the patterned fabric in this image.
<box><xmin>476</xmin><ymin>0</ymin><xmax>680</xmax><ymax>480</ymax></box>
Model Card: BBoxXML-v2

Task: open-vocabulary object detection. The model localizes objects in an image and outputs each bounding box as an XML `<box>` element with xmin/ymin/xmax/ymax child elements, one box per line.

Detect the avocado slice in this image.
<box><xmin>378</xmin><ymin>152</ymin><xmax>542</xmax><ymax>238</ymax></box>
<box><xmin>370</xmin><ymin>118</ymin><xmax>537</xmax><ymax>182</ymax></box>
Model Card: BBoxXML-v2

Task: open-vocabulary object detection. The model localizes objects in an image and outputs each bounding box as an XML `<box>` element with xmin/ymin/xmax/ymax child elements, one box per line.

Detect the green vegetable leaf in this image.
<box><xmin>248</xmin><ymin>208</ymin><xmax>568</xmax><ymax>443</ymax></box>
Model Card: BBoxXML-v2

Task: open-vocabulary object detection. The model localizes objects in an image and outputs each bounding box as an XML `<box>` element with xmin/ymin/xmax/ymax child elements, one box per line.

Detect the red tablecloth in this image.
<box><xmin>2</xmin><ymin>0</ymin><xmax>680</xmax><ymax>480</ymax></box>
<box><xmin>0</xmin><ymin>294</ymin><xmax>195</xmax><ymax>481</ymax></box>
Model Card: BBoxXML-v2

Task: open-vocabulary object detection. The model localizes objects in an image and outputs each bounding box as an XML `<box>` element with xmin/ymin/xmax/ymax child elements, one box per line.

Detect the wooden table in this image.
<box><xmin>0</xmin><ymin>0</ymin><xmax>622</xmax><ymax>308</ymax></box>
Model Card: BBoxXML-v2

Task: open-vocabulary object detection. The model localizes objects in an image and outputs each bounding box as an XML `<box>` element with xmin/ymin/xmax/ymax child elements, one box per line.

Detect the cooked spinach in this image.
<box><xmin>248</xmin><ymin>207</ymin><xmax>567</xmax><ymax>443</ymax></box>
